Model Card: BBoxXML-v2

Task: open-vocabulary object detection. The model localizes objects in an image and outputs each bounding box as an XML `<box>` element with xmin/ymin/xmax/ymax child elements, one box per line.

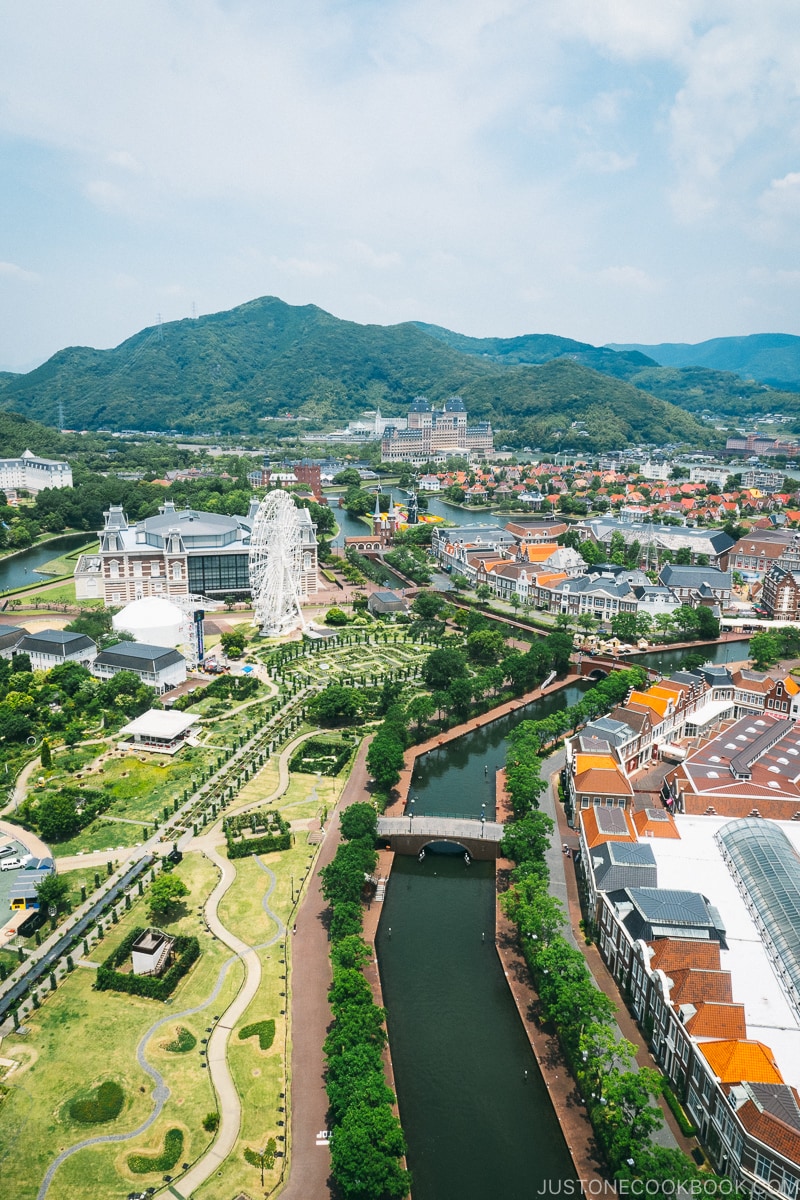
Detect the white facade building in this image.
<box><xmin>0</xmin><ymin>450</ymin><xmax>72</xmax><ymax>495</ymax></box>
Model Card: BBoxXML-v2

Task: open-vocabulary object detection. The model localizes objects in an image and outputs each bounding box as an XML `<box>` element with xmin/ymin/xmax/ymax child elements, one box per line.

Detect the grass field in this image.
<box><xmin>0</xmin><ymin>853</ymin><xmax>243</xmax><ymax>1200</ymax></box>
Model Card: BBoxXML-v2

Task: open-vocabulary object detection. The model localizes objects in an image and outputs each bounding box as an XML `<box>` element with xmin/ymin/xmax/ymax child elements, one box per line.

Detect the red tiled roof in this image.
<box><xmin>649</xmin><ymin>939</ymin><xmax>721</xmax><ymax>973</ymax></box>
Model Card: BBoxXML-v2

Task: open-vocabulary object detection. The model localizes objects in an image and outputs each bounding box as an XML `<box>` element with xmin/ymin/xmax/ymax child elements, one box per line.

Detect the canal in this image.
<box><xmin>376</xmin><ymin>685</ymin><xmax>589</xmax><ymax>1199</ymax></box>
<box><xmin>375</xmin><ymin>637</ymin><xmax>749</xmax><ymax>1198</ymax></box>
<box><xmin>0</xmin><ymin>533</ymin><xmax>94</xmax><ymax>595</ymax></box>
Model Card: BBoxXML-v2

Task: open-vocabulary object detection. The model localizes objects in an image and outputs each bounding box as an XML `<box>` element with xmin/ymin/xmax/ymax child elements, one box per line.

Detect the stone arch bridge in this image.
<box><xmin>376</xmin><ymin>815</ymin><xmax>504</xmax><ymax>861</ymax></box>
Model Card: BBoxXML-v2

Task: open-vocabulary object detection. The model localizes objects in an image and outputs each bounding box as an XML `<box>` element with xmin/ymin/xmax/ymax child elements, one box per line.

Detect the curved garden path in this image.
<box><xmin>36</xmin><ymin>730</ymin><xmax>316</xmax><ymax>1200</ymax></box>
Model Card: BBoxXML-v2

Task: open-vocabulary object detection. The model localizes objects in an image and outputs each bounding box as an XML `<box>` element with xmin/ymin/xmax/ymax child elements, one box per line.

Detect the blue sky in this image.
<box><xmin>2</xmin><ymin>0</ymin><xmax>800</xmax><ymax>371</ymax></box>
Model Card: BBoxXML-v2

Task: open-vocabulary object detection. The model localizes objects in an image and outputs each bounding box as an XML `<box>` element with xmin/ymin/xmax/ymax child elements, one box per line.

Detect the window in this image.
<box><xmin>151</xmin><ymin>561</ymin><xmax>160</xmax><ymax>577</ymax></box>
<box><xmin>755</xmin><ymin>1153</ymin><xmax>771</xmax><ymax>1182</ymax></box>
<box><xmin>109</xmin><ymin>560</ymin><xmax>120</xmax><ymax>579</ymax></box>
<box><xmin>133</xmin><ymin>562</ymin><xmax>142</xmax><ymax>578</ymax></box>
<box><xmin>172</xmin><ymin>562</ymin><xmax>182</xmax><ymax>581</ymax></box>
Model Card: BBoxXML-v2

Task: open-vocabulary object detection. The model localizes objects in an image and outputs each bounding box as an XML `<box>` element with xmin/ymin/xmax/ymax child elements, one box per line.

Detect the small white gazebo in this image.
<box><xmin>118</xmin><ymin>709</ymin><xmax>200</xmax><ymax>755</ymax></box>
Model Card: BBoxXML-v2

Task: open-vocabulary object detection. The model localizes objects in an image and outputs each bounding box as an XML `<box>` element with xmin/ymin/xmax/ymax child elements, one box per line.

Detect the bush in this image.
<box><xmin>95</xmin><ymin>927</ymin><xmax>200</xmax><ymax>1001</ymax></box>
<box><xmin>202</xmin><ymin>1111</ymin><xmax>220</xmax><ymax>1132</ymax></box>
<box><xmin>289</xmin><ymin>737</ymin><xmax>354</xmax><ymax>777</ymax></box>
<box><xmin>128</xmin><ymin>1127</ymin><xmax>184</xmax><ymax>1174</ymax></box>
<box><xmin>68</xmin><ymin>1080</ymin><xmax>125</xmax><ymax>1124</ymax></box>
<box><xmin>662</xmin><ymin>1079</ymin><xmax>698</xmax><ymax>1137</ymax></box>
<box><xmin>238</xmin><ymin>1019</ymin><xmax>276</xmax><ymax>1050</ymax></box>
<box><xmin>164</xmin><ymin>1026</ymin><xmax>196</xmax><ymax>1053</ymax></box>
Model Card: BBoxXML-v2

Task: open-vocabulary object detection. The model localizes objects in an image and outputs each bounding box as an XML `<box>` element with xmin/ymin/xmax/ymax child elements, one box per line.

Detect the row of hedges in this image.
<box><xmin>320</xmin><ymin>805</ymin><xmax>410</xmax><ymax>1200</ymax></box>
<box><xmin>173</xmin><ymin>673</ymin><xmax>260</xmax><ymax>710</ymax></box>
<box><xmin>289</xmin><ymin>737</ymin><xmax>354</xmax><ymax>776</ymax></box>
<box><xmin>95</xmin><ymin>927</ymin><xmax>200</xmax><ymax>1001</ymax></box>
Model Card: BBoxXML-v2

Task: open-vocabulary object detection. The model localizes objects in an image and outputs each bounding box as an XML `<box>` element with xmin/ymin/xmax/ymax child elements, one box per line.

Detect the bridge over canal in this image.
<box><xmin>376</xmin><ymin>814</ymin><xmax>504</xmax><ymax>861</ymax></box>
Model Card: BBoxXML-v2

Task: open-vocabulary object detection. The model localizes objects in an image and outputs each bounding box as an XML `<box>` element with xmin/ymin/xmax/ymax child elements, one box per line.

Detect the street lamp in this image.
<box><xmin>409</xmin><ymin>797</ymin><xmax>415</xmax><ymax>832</ymax></box>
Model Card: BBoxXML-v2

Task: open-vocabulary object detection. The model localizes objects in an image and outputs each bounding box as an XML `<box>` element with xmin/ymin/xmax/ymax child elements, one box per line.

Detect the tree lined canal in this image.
<box><xmin>377</xmin><ymin>685</ymin><xmax>588</xmax><ymax>1200</ymax></box>
<box><xmin>375</xmin><ymin>639</ymin><xmax>749</xmax><ymax>1198</ymax></box>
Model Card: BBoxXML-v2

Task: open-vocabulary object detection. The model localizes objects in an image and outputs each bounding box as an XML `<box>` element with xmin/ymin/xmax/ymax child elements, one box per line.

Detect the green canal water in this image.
<box><xmin>375</xmin><ymin>639</ymin><xmax>748</xmax><ymax>1198</ymax></box>
<box><xmin>377</xmin><ymin>686</ymin><xmax>588</xmax><ymax>1200</ymax></box>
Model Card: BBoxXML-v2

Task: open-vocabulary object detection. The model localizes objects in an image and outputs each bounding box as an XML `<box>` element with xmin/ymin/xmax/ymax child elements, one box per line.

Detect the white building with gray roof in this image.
<box><xmin>92</xmin><ymin>641</ymin><xmax>186</xmax><ymax>694</ymax></box>
<box><xmin>15</xmin><ymin>629</ymin><xmax>96</xmax><ymax>670</ymax></box>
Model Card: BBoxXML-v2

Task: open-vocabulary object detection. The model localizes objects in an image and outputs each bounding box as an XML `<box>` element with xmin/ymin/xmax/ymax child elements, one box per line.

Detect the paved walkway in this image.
<box><xmin>277</xmin><ymin>737</ymin><xmax>372</xmax><ymax>1200</ymax></box>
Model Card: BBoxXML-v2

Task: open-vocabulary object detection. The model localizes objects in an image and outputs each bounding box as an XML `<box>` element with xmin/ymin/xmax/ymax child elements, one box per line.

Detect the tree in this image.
<box><xmin>221</xmin><ymin>630</ymin><xmax>246</xmax><ymax>657</ymax></box>
<box><xmin>500</xmin><ymin>812</ymin><xmax>554</xmax><ymax>865</ymax></box>
<box><xmin>411</xmin><ymin>590</ymin><xmax>446</xmax><ymax>621</ymax></box>
<box><xmin>308</xmin><ymin>684</ymin><xmax>361</xmax><ymax>726</ymax></box>
<box><xmin>475</xmin><ymin>583</ymin><xmax>492</xmax><ymax>604</ymax></box>
<box><xmin>447</xmin><ymin>677</ymin><xmax>474</xmax><ymax>720</ymax></box>
<box><xmin>147</xmin><ymin>874</ymin><xmax>189</xmax><ymax>920</ymax></box>
<box><xmin>466</xmin><ymin>628</ymin><xmax>506</xmax><ymax>665</ymax></box>
<box><xmin>35</xmin><ymin>792</ymin><xmax>81</xmax><ymax>842</ymax></box>
<box><xmin>35</xmin><ymin>872</ymin><xmax>70</xmax><ymax>914</ymax></box>
<box><xmin>750</xmin><ymin>630</ymin><xmax>781</xmax><ymax>669</ymax></box>
<box><xmin>333</xmin><ymin>468</ymin><xmax>363</xmax><ymax>487</ymax></box>
<box><xmin>406</xmin><ymin>694</ymin><xmax>435</xmax><ymax>735</ymax></box>
<box><xmin>421</xmin><ymin>647</ymin><xmax>467</xmax><ymax>691</ymax></box>
<box><xmin>40</xmin><ymin>738</ymin><xmax>52</xmax><ymax>769</ymax></box>
<box><xmin>610</xmin><ymin>612</ymin><xmax>638</xmax><ymax>642</ymax></box>
<box><xmin>329</xmin><ymin>1101</ymin><xmax>411</xmax><ymax>1200</ymax></box>
<box><xmin>339</xmin><ymin>803</ymin><xmax>377</xmax><ymax>843</ymax></box>
<box><xmin>366</xmin><ymin>732</ymin><xmax>405</xmax><ymax>792</ymax></box>
<box><xmin>324</xmin><ymin>606</ymin><xmax>349</xmax><ymax>626</ymax></box>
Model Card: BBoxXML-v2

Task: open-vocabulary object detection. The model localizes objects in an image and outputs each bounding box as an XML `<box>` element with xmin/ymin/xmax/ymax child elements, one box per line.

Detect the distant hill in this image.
<box><xmin>607</xmin><ymin>333</ymin><xmax>800</xmax><ymax>391</ymax></box>
<box><xmin>414</xmin><ymin>323</ymin><xmax>657</xmax><ymax>379</ymax></box>
<box><xmin>0</xmin><ymin>295</ymin><xmax>714</xmax><ymax>452</ymax></box>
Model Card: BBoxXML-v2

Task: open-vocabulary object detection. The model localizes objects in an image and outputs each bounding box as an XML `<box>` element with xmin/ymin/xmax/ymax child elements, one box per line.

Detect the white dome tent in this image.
<box><xmin>112</xmin><ymin>597</ymin><xmax>184</xmax><ymax>647</ymax></box>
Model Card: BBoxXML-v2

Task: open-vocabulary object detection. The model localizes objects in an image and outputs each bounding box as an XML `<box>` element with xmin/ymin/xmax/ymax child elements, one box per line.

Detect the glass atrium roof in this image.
<box><xmin>716</xmin><ymin>818</ymin><xmax>800</xmax><ymax>1016</ymax></box>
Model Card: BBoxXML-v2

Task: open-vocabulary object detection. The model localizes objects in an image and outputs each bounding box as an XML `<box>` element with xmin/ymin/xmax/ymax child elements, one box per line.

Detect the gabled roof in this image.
<box><xmin>667</xmin><ymin>967</ymin><xmax>734</xmax><ymax>1004</ymax></box>
<box><xmin>649</xmin><ymin>938</ymin><xmax>722</xmax><ymax>973</ymax></box>
<box><xmin>94</xmin><ymin>642</ymin><xmax>184</xmax><ymax>672</ymax></box>
<box><xmin>699</xmin><ymin>1040</ymin><xmax>784</xmax><ymax>1085</ymax></box>
<box><xmin>633</xmin><ymin>808</ymin><xmax>680</xmax><ymax>839</ymax></box>
<box><xmin>579</xmin><ymin>807</ymin><xmax>637</xmax><ymax>848</ymax></box>
<box><xmin>735</xmin><ymin>1082</ymin><xmax>800</xmax><ymax>1164</ymax></box>
<box><xmin>684</xmin><ymin>1002</ymin><xmax>747</xmax><ymax>1040</ymax></box>
<box><xmin>16</xmin><ymin>630</ymin><xmax>96</xmax><ymax>657</ymax></box>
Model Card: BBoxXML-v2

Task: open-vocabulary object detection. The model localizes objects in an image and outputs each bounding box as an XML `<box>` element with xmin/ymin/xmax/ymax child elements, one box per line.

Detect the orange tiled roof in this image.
<box><xmin>578</xmin><ymin>807</ymin><xmax>637</xmax><ymax>848</ymax></box>
<box><xmin>536</xmin><ymin>571</ymin><xmax>568</xmax><ymax>588</ymax></box>
<box><xmin>523</xmin><ymin>543</ymin><xmax>560</xmax><ymax>562</ymax></box>
<box><xmin>628</xmin><ymin>690</ymin><xmax>671</xmax><ymax>719</ymax></box>
<box><xmin>633</xmin><ymin>809</ymin><xmax>681</xmax><ymax>839</ymax></box>
<box><xmin>649</xmin><ymin>939</ymin><xmax>721</xmax><ymax>973</ymax></box>
<box><xmin>684</xmin><ymin>1002</ymin><xmax>748</xmax><ymax>1040</ymax></box>
<box><xmin>574</xmin><ymin>767</ymin><xmax>634</xmax><ymax>796</ymax></box>
<box><xmin>667</xmin><ymin>968</ymin><xmax>734</xmax><ymax>1005</ymax></box>
<box><xmin>699</xmin><ymin>1040</ymin><xmax>784</xmax><ymax>1085</ymax></box>
<box><xmin>575</xmin><ymin>752</ymin><xmax>620</xmax><ymax>773</ymax></box>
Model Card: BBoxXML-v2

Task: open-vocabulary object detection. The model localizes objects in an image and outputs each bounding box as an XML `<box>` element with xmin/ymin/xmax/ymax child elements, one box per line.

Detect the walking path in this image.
<box><xmin>277</xmin><ymin>737</ymin><xmax>372</xmax><ymax>1200</ymax></box>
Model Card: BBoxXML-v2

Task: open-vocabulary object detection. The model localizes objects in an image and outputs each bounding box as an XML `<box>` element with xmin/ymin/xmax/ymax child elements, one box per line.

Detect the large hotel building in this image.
<box><xmin>381</xmin><ymin>396</ymin><xmax>493</xmax><ymax>463</ymax></box>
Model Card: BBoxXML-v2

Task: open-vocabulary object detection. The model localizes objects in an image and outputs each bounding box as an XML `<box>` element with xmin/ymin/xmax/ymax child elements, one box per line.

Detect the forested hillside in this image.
<box><xmin>0</xmin><ymin>296</ymin><xmax>715</xmax><ymax>451</ymax></box>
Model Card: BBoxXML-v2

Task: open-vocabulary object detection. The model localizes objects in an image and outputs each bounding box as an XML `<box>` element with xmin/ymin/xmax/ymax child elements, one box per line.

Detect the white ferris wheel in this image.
<box><xmin>249</xmin><ymin>490</ymin><xmax>308</xmax><ymax>637</ymax></box>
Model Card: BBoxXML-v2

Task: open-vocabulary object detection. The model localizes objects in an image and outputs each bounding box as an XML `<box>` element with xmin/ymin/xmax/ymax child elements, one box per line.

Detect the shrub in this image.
<box><xmin>164</xmin><ymin>1026</ymin><xmax>196</xmax><ymax>1053</ymax></box>
<box><xmin>128</xmin><ymin>1127</ymin><xmax>184</xmax><ymax>1174</ymax></box>
<box><xmin>238</xmin><ymin>1019</ymin><xmax>276</xmax><ymax>1051</ymax></box>
<box><xmin>95</xmin><ymin>927</ymin><xmax>200</xmax><ymax>1001</ymax></box>
<box><xmin>662</xmin><ymin>1079</ymin><xmax>698</xmax><ymax>1137</ymax></box>
<box><xmin>68</xmin><ymin>1080</ymin><xmax>124</xmax><ymax>1124</ymax></box>
<box><xmin>202</xmin><ymin>1111</ymin><xmax>220</xmax><ymax>1132</ymax></box>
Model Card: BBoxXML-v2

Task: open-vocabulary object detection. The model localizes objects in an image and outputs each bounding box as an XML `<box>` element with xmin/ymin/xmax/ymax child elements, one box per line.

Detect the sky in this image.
<box><xmin>2</xmin><ymin>0</ymin><xmax>800</xmax><ymax>372</ymax></box>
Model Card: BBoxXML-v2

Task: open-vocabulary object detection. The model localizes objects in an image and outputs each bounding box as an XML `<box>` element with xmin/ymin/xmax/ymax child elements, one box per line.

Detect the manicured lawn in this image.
<box><xmin>0</xmin><ymin>852</ymin><xmax>242</xmax><ymax>1200</ymax></box>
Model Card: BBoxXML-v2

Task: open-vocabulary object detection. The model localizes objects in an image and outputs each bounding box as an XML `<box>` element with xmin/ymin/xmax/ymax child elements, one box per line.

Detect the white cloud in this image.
<box><xmin>596</xmin><ymin>265</ymin><xmax>660</xmax><ymax>293</ymax></box>
<box><xmin>0</xmin><ymin>261</ymin><xmax>39</xmax><ymax>283</ymax></box>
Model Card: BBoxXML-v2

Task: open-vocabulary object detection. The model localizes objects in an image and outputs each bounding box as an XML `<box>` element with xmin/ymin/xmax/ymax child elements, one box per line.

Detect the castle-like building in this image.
<box><xmin>380</xmin><ymin>396</ymin><xmax>493</xmax><ymax>463</ymax></box>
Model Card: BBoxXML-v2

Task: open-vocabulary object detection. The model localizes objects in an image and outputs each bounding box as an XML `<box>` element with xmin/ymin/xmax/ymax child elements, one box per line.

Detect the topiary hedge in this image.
<box><xmin>95</xmin><ymin>927</ymin><xmax>200</xmax><ymax>1001</ymax></box>
<box><xmin>68</xmin><ymin>1080</ymin><xmax>124</xmax><ymax>1124</ymax></box>
<box><xmin>289</xmin><ymin>737</ymin><xmax>354</xmax><ymax>776</ymax></box>
<box><xmin>127</xmin><ymin>1127</ymin><xmax>184</xmax><ymax>1174</ymax></box>
<box><xmin>225</xmin><ymin>831</ymin><xmax>292</xmax><ymax>859</ymax></box>
<box><xmin>164</xmin><ymin>1025</ymin><xmax>196</xmax><ymax>1053</ymax></box>
<box><xmin>238</xmin><ymin>1019</ymin><xmax>275</xmax><ymax>1050</ymax></box>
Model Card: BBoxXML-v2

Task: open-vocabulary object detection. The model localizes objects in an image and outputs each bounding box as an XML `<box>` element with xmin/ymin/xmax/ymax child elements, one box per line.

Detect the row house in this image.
<box><xmin>762</xmin><ymin>564</ymin><xmax>800</xmax><ymax>620</ymax></box>
<box><xmin>659</xmin><ymin>564</ymin><xmax>733</xmax><ymax>608</ymax></box>
<box><xmin>731</xmin><ymin>670</ymin><xmax>800</xmax><ymax>719</ymax></box>
<box><xmin>596</xmin><ymin>889</ymin><xmax>800</xmax><ymax>1197</ymax></box>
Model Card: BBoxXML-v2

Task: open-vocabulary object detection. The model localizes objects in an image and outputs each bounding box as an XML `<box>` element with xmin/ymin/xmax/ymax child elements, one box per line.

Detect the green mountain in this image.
<box><xmin>0</xmin><ymin>295</ymin><xmax>718</xmax><ymax>451</ymax></box>
<box><xmin>607</xmin><ymin>333</ymin><xmax>800</xmax><ymax>391</ymax></box>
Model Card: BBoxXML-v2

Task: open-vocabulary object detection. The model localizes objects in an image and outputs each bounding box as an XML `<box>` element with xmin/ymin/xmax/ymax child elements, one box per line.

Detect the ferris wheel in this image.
<box><xmin>249</xmin><ymin>490</ymin><xmax>307</xmax><ymax>637</ymax></box>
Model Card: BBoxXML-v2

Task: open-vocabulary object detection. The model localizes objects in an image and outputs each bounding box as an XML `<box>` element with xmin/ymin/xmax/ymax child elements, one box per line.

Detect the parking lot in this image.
<box><xmin>0</xmin><ymin>835</ymin><xmax>33</xmax><ymax>933</ymax></box>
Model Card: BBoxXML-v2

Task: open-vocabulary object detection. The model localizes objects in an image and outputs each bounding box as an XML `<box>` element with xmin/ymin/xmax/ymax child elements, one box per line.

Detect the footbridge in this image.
<box><xmin>376</xmin><ymin>814</ymin><xmax>504</xmax><ymax>861</ymax></box>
